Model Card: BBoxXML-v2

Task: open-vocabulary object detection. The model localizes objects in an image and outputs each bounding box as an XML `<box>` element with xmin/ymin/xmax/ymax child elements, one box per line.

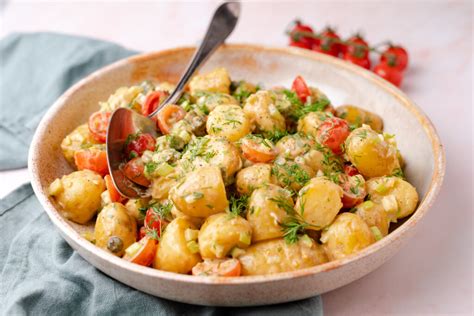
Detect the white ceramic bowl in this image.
<box><xmin>28</xmin><ymin>45</ymin><xmax>445</xmax><ymax>306</ymax></box>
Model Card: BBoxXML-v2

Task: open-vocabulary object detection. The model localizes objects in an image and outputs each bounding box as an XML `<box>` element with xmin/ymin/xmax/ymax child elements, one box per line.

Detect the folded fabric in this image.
<box><xmin>0</xmin><ymin>33</ymin><xmax>323</xmax><ymax>315</ymax></box>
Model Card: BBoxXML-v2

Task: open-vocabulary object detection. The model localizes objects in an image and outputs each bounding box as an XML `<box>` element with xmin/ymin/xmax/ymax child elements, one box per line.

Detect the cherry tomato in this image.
<box><xmin>380</xmin><ymin>45</ymin><xmax>408</xmax><ymax>71</ymax></box>
<box><xmin>88</xmin><ymin>111</ymin><xmax>111</xmax><ymax>143</ymax></box>
<box><xmin>123</xmin><ymin>236</ymin><xmax>158</xmax><ymax>267</ymax></box>
<box><xmin>374</xmin><ymin>63</ymin><xmax>403</xmax><ymax>87</ymax></box>
<box><xmin>316</xmin><ymin>117</ymin><xmax>350</xmax><ymax>155</ymax></box>
<box><xmin>144</xmin><ymin>207</ymin><xmax>168</xmax><ymax>236</ymax></box>
<box><xmin>241</xmin><ymin>136</ymin><xmax>277</xmax><ymax>163</ymax></box>
<box><xmin>125</xmin><ymin>133</ymin><xmax>156</xmax><ymax>159</ymax></box>
<box><xmin>74</xmin><ymin>148</ymin><xmax>109</xmax><ymax>176</ymax></box>
<box><xmin>192</xmin><ymin>259</ymin><xmax>242</xmax><ymax>277</ymax></box>
<box><xmin>338</xmin><ymin>174</ymin><xmax>367</xmax><ymax>208</ymax></box>
<box><xmin>142</xmin><ymin>91</ymin><xmax>168</xmax><ymax>116</ymax></box>
<box><xmin>104</xmin><ymin>174</ymin><xmax>125</xmax><ymax>203</ymax></box>
<box><xmin>138</xmin><ymin>226</ymin><xmax>147</xmax><ymax>240</ymax></box>
<box><xmin>344</xmin><ymin>164</ymin><xmax>359</xmax><ymax>177</ymax></box>
<box><xmin>156</xmin><ymin>104</ymin><xmax>186</xmax><ymax>134</ymax></box>
<box><xmin>289</xmin><ymin>21</ymin><xmax>315</xmax><ymax>49</ymax></box>
<box><xmin>312</xmin><ymin>27</ymin><xmax>342</xmax><ymax>57</ymax></box>
<box><xmin>343</xmin><ymin>35</ymin><xmax>371</xmax><ymax>69</ymax></box>
<box><xmin>123</xmin><ymin>158</ymin><xmax>150</xmax><ymax>187</ymax></box>
<box><xmin>291</xmin><ymin>75</ymin><xmax>311</xmax><ymax>103</ymax></box>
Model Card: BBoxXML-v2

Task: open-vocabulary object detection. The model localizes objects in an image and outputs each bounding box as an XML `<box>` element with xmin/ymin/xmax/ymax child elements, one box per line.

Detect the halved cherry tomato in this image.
<box><xmin>374</xmin><ymin>63</ymin><xmax>403</xmax><ymax>87</ymax></box>
<box><xmin>142</xmin><ymin>91</ymin><xmax>169</xmax><ymax>116</ymax></box>
<box><xmin>123</xmin><ymin>236</ymin><xmax>158</xmax><ymax>267</ymax></box>
<box><xmin>344</xmin><ymin>164</ymin><xmax>359</xmax><ymax>177</ymax></box>
<box><xmin>291</xmin><ymin>75</ymin><xmax>311</xmax><ymax>103</ymax></box>
<box><xmin>88</xmin><ymin>111</ymin><xmax>111</xmax><ymax>143</ymax></box>
<box><xmin>123</xmin><ymin>158</ymin><xmax>150</xmax><ymax>187</ymax></box>
<box><xmin>312</xmin><ymin>27</ymin><xmax>342</xmax><ymax>57</ymax></box>
<box><xmin>104</xmin><ymin>174</ymin><xmax>125</xmax><ymax>203</ymax></box>
<box><xmin>125</xmin><ymin>133</ymin><xmax>156</xmax><ymax>159</ymax></box>
<box><xmin>192</xmin><ymin>259</ymin><xmax>242</xmax><ymax>277</ymax></box>
<box><xmin>241</xmin><ymin>136</ymin><xmax>277</xmax><ymax>163</ymax></box>
<box><xmin>144</xmin><ymin>207</ymin><xmax>169</xmax><ymax>236</ymax></box>
<box><xmin>156</xmin><ymin>104</ymin><xmax>186</xmax><ymax>134</ymax></box>
<box><xmin>380</xmin><ymin>45</ymin><xmax>408</xmax><ymax>71</ymax></box>
<box><xmin>289</xmin><ymin>21</ymin><xmax>315</xmax><ymax>49</ymax></box>
<box><xmin>316</xmin><ymin>117</ymin><xmax>350</xmax><ymax>155</ymax></box>
<box><xmin>74</xmin><ymin>148</ymin><xmax>109</xmax><ymax>176</ymax></box>
<box><xmin>338</xmin><ymin>174</ymin><xmax>367</xmax><ymax>208</ymax></box>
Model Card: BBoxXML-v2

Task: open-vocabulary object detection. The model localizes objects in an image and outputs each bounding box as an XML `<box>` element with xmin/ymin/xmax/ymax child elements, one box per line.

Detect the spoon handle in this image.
<box><xmin>149</xmin><ymin>2</ymin><xmax>240</xmax><ymax>117</ymax></box>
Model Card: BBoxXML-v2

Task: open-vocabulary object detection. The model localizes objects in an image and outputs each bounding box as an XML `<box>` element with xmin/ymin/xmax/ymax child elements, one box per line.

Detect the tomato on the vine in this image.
<box><xmin>374</xmin><ymin>63</ymin><xmax>403</xmax><ymax>87</ymax></box>
<box><xmin>289</xmin><ymin>21</ymin><xmax>315</xmax><ymax>49</ymax></box>
<box><xmin>312</xmin><ymin>27</ymin><xmax>342</xmax><ymax>57</ymax></box>
<box><xmin>380</xmin><ymin>45</ymin><xmax>408</xmax><ymax>71</ymax></box>
<box><xmin>343</xmin><ymin>35</ymin><xmax>371</xmax><ymax>69</ymax></box>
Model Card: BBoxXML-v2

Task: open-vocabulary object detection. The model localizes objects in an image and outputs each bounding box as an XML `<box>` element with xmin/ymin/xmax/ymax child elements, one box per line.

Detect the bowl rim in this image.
<box><xmin>28</xmin><ymin>43</ymin><xmax>446</xmax><ymax>286</ymax></box>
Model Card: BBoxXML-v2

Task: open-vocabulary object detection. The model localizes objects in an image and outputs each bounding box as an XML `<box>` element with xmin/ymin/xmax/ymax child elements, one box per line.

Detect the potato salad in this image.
<box><xmin>49</xmin><ymin>68</ymin><xmax>419</xmax><ymax>277</ymax></box>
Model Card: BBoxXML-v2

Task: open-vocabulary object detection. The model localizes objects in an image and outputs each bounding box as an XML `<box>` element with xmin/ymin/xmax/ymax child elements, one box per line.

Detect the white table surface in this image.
<box><xmin>1</xmin><ymin>1</ymin><xmax>472</xmax><ymax>315</ymax></box>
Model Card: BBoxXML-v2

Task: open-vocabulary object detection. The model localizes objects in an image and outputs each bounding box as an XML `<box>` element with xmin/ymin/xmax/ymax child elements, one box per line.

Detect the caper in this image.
<box><xmin>107</xmin><ymin>236</ymin><xmax>123</xmax><ymax>253</ymax></box>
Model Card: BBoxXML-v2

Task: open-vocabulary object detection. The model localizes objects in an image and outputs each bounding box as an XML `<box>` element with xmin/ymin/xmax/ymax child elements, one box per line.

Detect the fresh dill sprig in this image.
<box><xmin>229</xmin><ymin>194</ymin><xmax>249</xmax><ymax>217</ymax></box>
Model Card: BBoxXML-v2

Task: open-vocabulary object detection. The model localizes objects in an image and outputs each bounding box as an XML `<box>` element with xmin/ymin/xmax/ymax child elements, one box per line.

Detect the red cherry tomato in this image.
<box><xmin>104</xmin><ymin>175</ymin><xmax>126</xmax><ymax>203</ymax></box>
<box><xmin>374</xmin><ymin>63</ymin><xmax>403</xmax><ymax>87</ymax></box>
<box><xmin>142</xmin><ymin>91</ymin><xmax>168</xmax><ymax>116</ymax></box>
<box><xmin>291</xmin><ymin>75</ymin><xmax>311</xmax><ymax>103</ymax></box>
<box><xmin>316</xmin><ymin>117</ymin><xmax>350</xmax><ymax>155</ymax></box>
<box><xmin>144</xmin><ymin>208</ymin><xmax>169</xmax><ymax>237</ymax></box>
<box><xmin>123</xmin><ymin>158</ymin><xmax>150</xmax><ymax>187</ymax></box>
<box><xmin>344</xmin><ymin>164</ymin><xmax>359</xmax><ymax>177</ymax></box>
<box><xmin>312</xmin><ymin>27</ymin><xmax>342</xmax><ymax>57</ymax></box>
<box><xmin>156</xmin><ymin>104</ymin><xmax>186</xmax><ymax>134</ymax></box>
<box><xmin>125</xmin><ymin>133</ymin><xmax>156</xmax><ymax>159</ymax></box>
<box><xmin>338</xmin><ymin>174</ymin><xmax>367</xmax><ymax>208</ymax></box>
<box><xmin>74</xmin><ymin>148</ymin><xmax>109</xmax><ymax>176</ymax></box>
<box><xmin>380</xmin><ymin>45</ymin><xmax>408</xmax><ymax>71</ymax></box>
<box><xmin>289</xmin><ymin>21</ymin><xmax>315</xmax><ymax>49</ymax></box>
<box><xmin>343</xmin><ymin>35</ymin><xmax>371</xmax><ymax>69</ymax></box>
<box><xmin>123</xmin><ymin>236</ymin><xmax>158</xmax><ymax>267</ymax></box>
<box><xmin>88</xmin><ymin>111</ymin><xmax>111</xmax><ymax>143</ymax></box>
<box><xmin>241</xmin><ymin>136</ymin><xmax>277</xmax><ymax>163</ymax></box>
<box><xmin>138</xmin><ymin>226</ymin><xmax>147</xmax><ymax>240</ymax></box>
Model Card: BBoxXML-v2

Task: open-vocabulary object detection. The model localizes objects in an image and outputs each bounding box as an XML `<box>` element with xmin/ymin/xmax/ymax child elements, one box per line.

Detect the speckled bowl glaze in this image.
<box><xmin>28</xmin><ymin>45</ymin><xmax>445</xmax><ymax>306</ymax></box>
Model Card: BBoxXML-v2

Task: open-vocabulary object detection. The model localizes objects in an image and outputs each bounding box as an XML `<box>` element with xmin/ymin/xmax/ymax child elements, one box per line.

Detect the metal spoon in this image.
<box><xmin>106</xmin><ymin>2</ymin><xmax>240</xmax><ymax>198</ymax></box>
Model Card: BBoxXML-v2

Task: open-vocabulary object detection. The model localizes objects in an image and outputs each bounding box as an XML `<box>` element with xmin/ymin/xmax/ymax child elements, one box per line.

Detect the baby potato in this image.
<box><xmin>154</xmin><ymin>217</ymin><xmax>202</xmax><ymax>274</ymax></box>
<box><xmin>247</xmin><ymin>184</ymin><xmax>293</xmax><ymax>242</ymax></box>
<box><xmin>181</xmin><ymin>136</ymin><xmax>242</xmax><ymax>184</ymax></box>
<box><xmin>150</xmin><ymin>171</ymin><xmax>181</xmax><ymax>200</ymax></box>
<box><xmin>94</xmin><ymin>203</ymin><xmax>137</xmax><ymax>257</ymax></box>
<box><xmin>48</xmin><ymin>170</ymin><xmax>105</xmax><ymax>224</ymax></box>
<box><xmin>336</xmin><ymin>105</ymin><xmax>383</xmax><ymax>133</ymax></box>
<box><xmin>124</xmin><ymin>198</ymin><xmax>149</xmax><ymax>224</ymax></box>
<box><xmin>189</xmin><ymin>68</ymin><xmax>231</xmax><ymax>95</ymax></box>
<box><xmin>60</xmin><ymin>124</ymin><xmax>99</xmax><ymax>165</ymax></box>
<box><xmin>302</xmin><ymin>146</ymin><xmax>343</xmax><ymax>175</ymax></box>
<box><xmin>99</xmin><ymin>85</ymin><xmax>143</xmax><ymax>112</ymax></box>
<box><xmin>345</xmin><ymin>126</ymin><xmax>399</xmax><ymax>178</ymax></box>
<box><xmin>194</xmin><ymin>92</ymin><xmax>239</xmax><ymax>113</ymax></box>
<box><xmin>271</xmin><ymin>158</ymin><xmax>314</xmax><ymax>192</ymax></box>
<box><xmin>206</xmin><ymin>104</ymin><xmax>252</xmax><ymax>142</ymax></box>
<box><xmin>199</xmin><ymin>213</ymin><xmax>252</xmax><ymax>259</ymax></box>
<box><xmin>243</xmin><ymin>91</ymin><xmax>286</xmax><ymax>136</ymax></box>
<box><xmin>366</xmin><ymin>176</ymin><xmax>419</xmax><ymax>219</ymax></box>
<box><xmin>320</xmin><ymin>212</ymin><xmax>375</xmax><ymax>260</ymax></box>
<box><xmin>354</xmin><ymin>200</ymin><xmax>389</xmax><ymax>237</ymax></box>
<box><xmin>295</xmin><ymin>178</ymin><xmax>343</xmax><ymax>229</ymax></box>
<box><xmin>170</xmin><ymin>204</ymin><xmax>205</xmax><ymax>228</ymax></box>
<box><xmin>236</xmin><ymin>163</ymin><xmax>273</xmax><ymax>195</ymax></box>
<box><xmin>275</xmin><ymin>134</ymin><xmax>314</xmax><ymax>160</ymax></box>
<box><xmin>170</xmin><ymin>166</ymin><xmax>228</xmax><ymax>218</ymax></box>
<box><xmin>239</xmin><ymin>237</ymin><xmax>328</xmax><ymax>276</ymax></box>
<box><xmin>297</xmin><ymin>111</ymin><xmax>332</xmax><ymax>138</ymax></box>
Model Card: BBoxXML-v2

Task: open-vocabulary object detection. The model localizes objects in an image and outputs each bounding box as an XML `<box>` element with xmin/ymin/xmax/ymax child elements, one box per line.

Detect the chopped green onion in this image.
<box><xmin>186</xmin><ymin>241</ymin><xmax>200</xmax><ymax>254</ymax></box>
<box><xmin>362</xmin><ymin>200</ymin><xmax>375</xmax><ymax>209</ymax></box>
<box><xmin>370</xmin><ymin>226</ymin><xmax>383</xmax><ymax>241</ymax></box>
<box><xmin>239</xmin><ymin>231</ymin><xmax>252</xmax><ymax>246</ymax></box>
<box><xmin>184</xmin><ymin>228</ymin><xmax>199</xmax><ymax>242</ymax></box>
<box><xmin>230</xmin><ymin>247</ymin><xmax>245</xmax><ymax>258</ymax></box>
<box><xmin>124</xmin><ymin>242</ymin><xmax>141</xmax><ymax>258</ymax></box>
<box><xmin>300</xmin><ymin>234</ymin><xmax>313</xmax><ymax>248</ymax></box>
<box><xmin>155</xmin><ymin>162</ymin><xmax>174</xmax><ymax>177</ymax></box>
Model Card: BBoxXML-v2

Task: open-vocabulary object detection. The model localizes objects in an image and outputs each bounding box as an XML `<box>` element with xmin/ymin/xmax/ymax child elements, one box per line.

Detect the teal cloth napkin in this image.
<box><xmin>0</xmin><ymin>32</ymin><xmax>323</xmax><ymax>315</ymax></box>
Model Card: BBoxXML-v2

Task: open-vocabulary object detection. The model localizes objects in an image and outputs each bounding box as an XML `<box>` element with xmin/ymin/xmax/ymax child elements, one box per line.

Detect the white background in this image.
<box><xmin>1</xmin><ymin>1</ymin><xmax>473</xmax><ymax>315</ymax></box>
